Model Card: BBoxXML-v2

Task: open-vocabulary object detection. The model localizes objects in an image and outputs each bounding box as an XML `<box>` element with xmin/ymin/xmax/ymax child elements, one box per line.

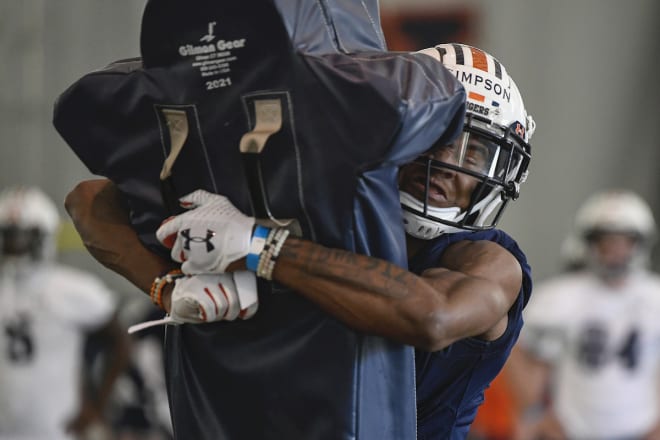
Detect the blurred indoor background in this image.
<box><xmin>1</xmin><ymin>0</ymin><xmax>659</xmax><ymax>295</ymax></box>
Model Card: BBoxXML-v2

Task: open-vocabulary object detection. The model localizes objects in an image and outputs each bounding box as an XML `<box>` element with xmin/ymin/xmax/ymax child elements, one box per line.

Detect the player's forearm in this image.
<box><xmin>272</xmin><ymin>237</ymin><xmax>446</xmax><ymax>349</ymax></box>
<box><xmin>65</xmin><ymin>179</ymin><xmax>176</xmax><ymax>294</ymax></box>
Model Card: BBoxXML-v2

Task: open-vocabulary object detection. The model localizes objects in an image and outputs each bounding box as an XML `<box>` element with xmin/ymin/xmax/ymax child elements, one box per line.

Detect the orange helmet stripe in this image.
<box><xmin>468</xmin><ymin>91</ymin><xmax>485</xmax><ymax>102</ymax></box>
<box><xmin>470</xmin><ymin>47</ymin><xmax>488</xmax><ymax>73</ymax></box>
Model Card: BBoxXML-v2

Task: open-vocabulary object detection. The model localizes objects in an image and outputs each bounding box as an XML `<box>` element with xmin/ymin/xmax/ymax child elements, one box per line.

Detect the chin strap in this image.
<box><xmin>399</xmin><ymin>191</ymin><xmax>464</xmax><ymax>239</ymax></box>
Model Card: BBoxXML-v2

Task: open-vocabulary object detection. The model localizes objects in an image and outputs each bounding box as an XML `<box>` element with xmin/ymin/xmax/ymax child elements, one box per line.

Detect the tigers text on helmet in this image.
<box><xmin>401</xmin><ymin>43</ymin><xmax>536</xmax><ymax>239</ymax></box>
<box><xmin>0</xmin><ymin>186</ymin><xmax>60</xmax><ymax>262</ymax></box>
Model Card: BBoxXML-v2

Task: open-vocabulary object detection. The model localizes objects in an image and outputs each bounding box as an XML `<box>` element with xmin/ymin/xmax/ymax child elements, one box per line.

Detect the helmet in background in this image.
<box><xmin>401</xmin><ymin>43</ymin><xmax>536</xmax><ymax>239</ymax></box>
<box><xmin>0</xmin><ymin>186</ymin><xmax>60</xmax><ymax>262</ymax></box>
<box><xmin>574</xmin><ymin>189</ymin><xmax>656</xmax><ymax>276</ymax></box>
<box><xmin>575</xmin><ymin>190</ymin><xmax>656</xmax><ymax>241</ymax></box>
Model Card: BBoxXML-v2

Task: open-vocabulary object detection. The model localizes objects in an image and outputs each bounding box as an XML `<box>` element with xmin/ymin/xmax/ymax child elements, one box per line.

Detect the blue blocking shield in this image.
<box><xmin>54</xmin><ymin>1</ymin><xmax>465</xmax><ymax>438</ymax></box>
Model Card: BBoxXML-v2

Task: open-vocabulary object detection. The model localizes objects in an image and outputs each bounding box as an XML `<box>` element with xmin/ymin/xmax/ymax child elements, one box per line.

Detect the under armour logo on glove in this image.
<box><xmin>156</xmin><ymin>190</ymin><xmax>255</xmax><ymax>274</ymax></box>
<box><xmin>180</xmin><ymin>228</ymin><xmax>216</xmax><ymax>252</ymax></box>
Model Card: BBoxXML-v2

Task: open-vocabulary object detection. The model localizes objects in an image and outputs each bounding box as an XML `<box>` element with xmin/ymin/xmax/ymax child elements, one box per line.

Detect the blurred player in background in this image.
<box><xmin>0</xmin><ymin>186</ymin><xmax>129</xmax><ymax>440</ymax></box>
<box><xmin>515</xmin><ymin>189</ymin><xmax>660</xmax><ymax>440</ymax></box>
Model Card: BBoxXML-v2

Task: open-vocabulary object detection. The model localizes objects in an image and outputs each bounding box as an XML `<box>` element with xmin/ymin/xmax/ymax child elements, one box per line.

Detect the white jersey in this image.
<box><xmin>0</xmin><ymin>261</ymin><xmax>116</xmax><ymax>440</ymax></box>
<box><xmin>521</xmin><ymin>269</ymin><xmax>660</xmax><ymax>439</ymax></box>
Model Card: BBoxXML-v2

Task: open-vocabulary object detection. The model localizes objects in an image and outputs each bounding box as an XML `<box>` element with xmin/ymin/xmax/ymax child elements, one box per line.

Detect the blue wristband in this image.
<box><xmin>246</xmin><ymin>225</ymin><xmax>270</xmax><ymax>272</ymax></box>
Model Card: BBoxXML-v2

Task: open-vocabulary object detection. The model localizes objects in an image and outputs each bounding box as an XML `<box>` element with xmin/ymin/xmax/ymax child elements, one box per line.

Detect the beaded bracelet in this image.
<box><xmin>256</xmin><ymin>228</ymin><xmax>290</xmax><ymax>280</ymax></box>
<box><xmin>150</xmin><ymin>268</ymin><xmax>185</xmax><ymax>309</ymax></box>
<box><xmin>256</xmin><ymin>228</ymin><xmax>278</xmax><ymax>277</ymax></box>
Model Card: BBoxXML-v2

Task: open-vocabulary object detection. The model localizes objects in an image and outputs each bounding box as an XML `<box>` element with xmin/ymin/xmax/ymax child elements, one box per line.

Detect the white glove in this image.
<box><xmin>127</xmin><ymin>271</ymin><xmax>259</xmax><ymax>334</ymax></box>
<box><xmin>170</xmin><ymin>274</ymin><xmax>240</xmax><ymax>323</ymax></box>
<box><xmin>170</xmin><ymin>272</ymin><xmax>260</xmax><ymax>323</ymax></box>
<box><xmin>156</xmin><ymin>189</ymin><xmax>255</xmax><ymax>274</ymax></box>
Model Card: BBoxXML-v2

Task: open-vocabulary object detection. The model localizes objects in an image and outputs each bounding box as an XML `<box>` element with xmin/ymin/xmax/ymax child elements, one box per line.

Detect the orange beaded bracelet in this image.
<box><xmin>150</xmin><ymin>268</ymin><xmax>184</xmax><ymax>309</ymax></box>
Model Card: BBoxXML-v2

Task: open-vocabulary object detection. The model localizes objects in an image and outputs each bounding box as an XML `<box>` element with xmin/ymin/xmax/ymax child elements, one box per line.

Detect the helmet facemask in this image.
<box><xmin>0</xmin><ymin>186</ymin><xmax>60</xmax><ymax>265</ymax></box>
<box><xmin>400</xmin><ymin>113</ymin><xmax>531</xmax><ymax>238</ymax></box>
<box><xmin>584</xmin><ymin>230</ymin><xmax>644</xmax><ymax>281</ymax></box>
<box><xmin>0</xmin><ymin>226</ymin><xmax>51</xmax><ymax>261</ymax></box>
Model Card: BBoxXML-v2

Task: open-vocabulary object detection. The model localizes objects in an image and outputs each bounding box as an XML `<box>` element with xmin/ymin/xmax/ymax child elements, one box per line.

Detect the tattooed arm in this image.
<box><xmin>65</xmin><ymin>180</ymin><xmax>521</xmax><ymax>351</ymax></box>
<box><xmin>269</xmin><ymin>236</ymin><xmax>522</xmax><ymax>351</ymax></box>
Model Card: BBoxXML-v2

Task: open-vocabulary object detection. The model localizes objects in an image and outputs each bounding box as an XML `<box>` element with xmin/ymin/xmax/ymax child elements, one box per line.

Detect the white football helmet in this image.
<box><xmin>0</xmin><ymin>186</ymin><xmax>60</xmax><ymax>261</ymax></box>
<box><xmin>574</xmin><ymin>189</ymin><xmax>656</xmax><ymax>275</ymax></box>
<box><xmin>401</xmin><ymin>43</ymin><xmax>536</xmax><ymax>239</ymax></box>
<box><xmin>575</xmin><ymin>190</ymin><xmax>656</xmax><ymax>240</ymax></box>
